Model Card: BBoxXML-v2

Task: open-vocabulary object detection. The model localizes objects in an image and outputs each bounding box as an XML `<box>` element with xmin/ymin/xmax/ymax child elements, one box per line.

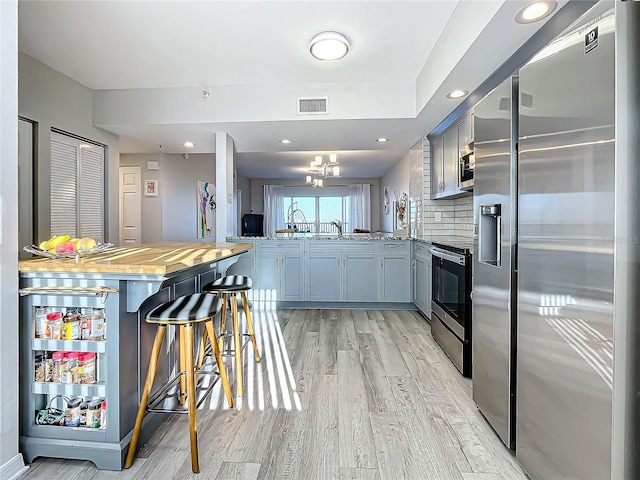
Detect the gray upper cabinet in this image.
<box><xmin>431</xmin><ymin>137</ymin><xmax>444</xmax><ymax>197</ymax></box>
<box><xmin>430</xmin><ymin>110</ymin><xmax>474</xmax><ymax>199</ymax></box>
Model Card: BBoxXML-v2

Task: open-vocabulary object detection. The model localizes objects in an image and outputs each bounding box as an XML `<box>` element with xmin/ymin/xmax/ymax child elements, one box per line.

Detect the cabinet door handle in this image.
<box><xmin>337</xmin><ymin>258</ymin><xmax>340</xmax><ymax>268</ymax></box>
<box><xmin>380</xmin><ymin>258</ymin><xmax>383</xmax><ymax>268</ymax></box>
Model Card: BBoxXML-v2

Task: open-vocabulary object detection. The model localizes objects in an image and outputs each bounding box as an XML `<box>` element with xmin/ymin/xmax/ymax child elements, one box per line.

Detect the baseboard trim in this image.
<box><xmin>0</xmin><ymin>453</ymin><xmax>28</xmax><ymax>480</ymax></box>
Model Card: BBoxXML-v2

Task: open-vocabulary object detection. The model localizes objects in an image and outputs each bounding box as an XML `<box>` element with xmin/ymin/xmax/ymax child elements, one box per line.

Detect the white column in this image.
<box><xmin>0</xmin><ymin>1</ymin><xmax>27</xmax><ymax>479</ymax></box>
<box><xmin>215</xmin><ymin>132</ymin><xmax>234</xmax><ymax>241</ymax></box>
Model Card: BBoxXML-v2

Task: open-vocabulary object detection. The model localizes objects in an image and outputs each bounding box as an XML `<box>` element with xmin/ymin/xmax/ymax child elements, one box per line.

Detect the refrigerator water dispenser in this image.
<box><xmin>479</xmin><ymin>204</ymin><xmax>501</xmax><ymax>267</ymax></box>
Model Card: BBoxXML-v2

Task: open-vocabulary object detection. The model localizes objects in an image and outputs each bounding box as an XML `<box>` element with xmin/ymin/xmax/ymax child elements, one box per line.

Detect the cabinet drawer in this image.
<box><xmin>258</xmin><ymin>240</ymin><xmax>302</xmax><ymax>251</ymax></box>
<box><xmin>308</xmin><ymin>241</ymin><xmax>375</xmax><ymax>253</ymax></box>
<box><xmin>414</xmin><ymin>242</ymin><xmax>430</xmax><ymax>256</ymax></box>
<box><xmin>379</xmin><ymin>241</ymin><xmax>410</xmax><ymax>253</ymax></box>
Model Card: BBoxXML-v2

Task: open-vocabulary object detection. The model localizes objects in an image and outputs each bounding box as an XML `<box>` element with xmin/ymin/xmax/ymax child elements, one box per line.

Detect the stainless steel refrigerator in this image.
<box><xmin>472</xmin><ymin>75</ymin><xmax>519</xmax><ymax>451</ymax></box>
<box><xmin>517</xmin><ymin>2</ymin><xmax>614</xmax><ymax>479</ymax></box>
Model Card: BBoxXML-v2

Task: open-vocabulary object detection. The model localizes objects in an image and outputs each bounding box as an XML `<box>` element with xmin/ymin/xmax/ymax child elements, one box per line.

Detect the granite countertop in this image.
<box><xmin>227</xmin><ymin>233</ymin><xmax>410</xmax><ymax>241</ymax></box>
<box><xmin>18</xmin><ymin>241</ymin><xmax>253</xmax><ymax>275</ymax></box>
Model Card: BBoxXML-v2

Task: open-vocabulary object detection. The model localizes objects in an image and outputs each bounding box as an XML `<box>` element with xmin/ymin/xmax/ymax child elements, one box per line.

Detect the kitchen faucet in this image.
<box><xmin>330</xmin><ymin>219</ymin><xmax>343</xmax><ymax>236</ymax></box>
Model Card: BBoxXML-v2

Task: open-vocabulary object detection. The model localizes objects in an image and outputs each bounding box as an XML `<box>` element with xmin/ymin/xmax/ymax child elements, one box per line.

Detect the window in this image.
<box><xmin>284</xmin><ymin>187</ymin><xmax>349</xmax><ymax>234</ymax></box>
<box><xmin>50</xmin><ymin>131</ymin><xmax>105</xmax><ymax>241</ymax></box>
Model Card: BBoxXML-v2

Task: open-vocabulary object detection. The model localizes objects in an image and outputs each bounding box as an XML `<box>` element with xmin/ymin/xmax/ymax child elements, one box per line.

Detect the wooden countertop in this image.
<box><xmin>18</xmin><ymin>242</ymin><xmax>253</xmax><ymax>275</ymax></box>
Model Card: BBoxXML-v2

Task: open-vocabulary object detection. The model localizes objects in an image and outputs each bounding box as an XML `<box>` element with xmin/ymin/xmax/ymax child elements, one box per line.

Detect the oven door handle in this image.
<box><xmin>429</xmin><ymin>247</ymin><xmax>466</xmax><ymax>266</ymax></box>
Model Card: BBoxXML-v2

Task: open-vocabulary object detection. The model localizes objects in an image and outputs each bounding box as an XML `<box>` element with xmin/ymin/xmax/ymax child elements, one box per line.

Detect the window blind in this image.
<box><xmin>50</xmin><ymin>132</ymin><xmax>105</xmax><ymax>242</ymax></box>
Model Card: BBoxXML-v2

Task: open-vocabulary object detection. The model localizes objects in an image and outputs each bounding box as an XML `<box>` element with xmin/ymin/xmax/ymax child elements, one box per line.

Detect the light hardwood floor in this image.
<box><xmin>20</xmin><ymin>308</ymin><xmax>528</xmax><ymax>480</ymax></box>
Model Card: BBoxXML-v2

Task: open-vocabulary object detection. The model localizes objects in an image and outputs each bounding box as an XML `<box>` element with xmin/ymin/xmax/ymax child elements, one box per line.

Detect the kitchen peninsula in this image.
<box><xmin>18</xmin><ymin>241</ymin><xmax>252</xmax><ymax>470</ymax></box>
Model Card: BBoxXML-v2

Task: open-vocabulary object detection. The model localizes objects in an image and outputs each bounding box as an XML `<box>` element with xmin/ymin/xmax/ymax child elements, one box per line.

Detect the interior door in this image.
<box><xmin>119</xmin><ymin>166</ymin><xmax>141</xmax><ymax>245</ymax></box>
<box><xmin>18</xmin><ymin>118</ymin><xmax>34</xmax><ymax>257</ymax></box>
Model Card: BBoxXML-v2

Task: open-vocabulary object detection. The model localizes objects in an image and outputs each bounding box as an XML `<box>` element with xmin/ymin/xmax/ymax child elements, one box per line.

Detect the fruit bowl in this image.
<box><xmin>23</xmin><ymin>242</ymin><xmax>114</xmax><ymax>260</ymax></box>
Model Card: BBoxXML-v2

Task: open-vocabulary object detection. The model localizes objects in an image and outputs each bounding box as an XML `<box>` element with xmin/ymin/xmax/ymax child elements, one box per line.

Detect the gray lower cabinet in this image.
<box><xmin>307</xmin><ymin>252</ymin><xmax>340</xmax><ymax>301</ymax></box>
<box><xmin>413</xmin><ymin>242</ymin><xmax>431</xmax><ymax>318</ymax></box>
<box><xmin>253</xmin><ymin>241</ymin><xmax>304</xmax><ymax>302</ymax></box>
<box><xmin>343</xmin><ymin>252</ymin><xmax>377</xmax><ymax>301</ymax></box>
<box><xmin>378</xmin><ymin>241</ymin><xmax>411</xmax><ymax>302</ymax></box>
<box><xmin>307</xmin><ymin>241</ymin><xmax>378</xmax><ymax>302</ymax></box>
<box><xmin>230</xmin><ymin>238</ymin><xmax>412</xmax><ymax>304</ymax></box>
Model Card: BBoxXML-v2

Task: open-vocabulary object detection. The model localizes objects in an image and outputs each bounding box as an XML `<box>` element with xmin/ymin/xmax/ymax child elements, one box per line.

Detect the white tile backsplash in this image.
<box><xmin>409</xmin><ymin>137</ymin><xmax>474</xmax><ymax>239</ymax></box>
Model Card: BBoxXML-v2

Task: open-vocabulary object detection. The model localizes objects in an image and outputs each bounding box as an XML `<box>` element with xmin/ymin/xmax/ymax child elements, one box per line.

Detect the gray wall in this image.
<box><xmin>236</xmin><ymin>172</ymin><xmax>251</xmax><ymax>217</ymax></box>
<box><xmin>250</xmin><ymin>177</ymin><xmax>382</xmax><ymax>233</ymax></box>
<box><xmin>120</xmin><ymin>153</ymin><xmax>217</xmax><ymax>242</ymax></box>
<box><xmin>18</xmin><ymin>53</ymin><xmax>120</xmax><ymax>244</ymax></box>
<box><xmin>380</xmin><ymin>148</ymin><xmax>412</xmax><ymax>233</ymax></box>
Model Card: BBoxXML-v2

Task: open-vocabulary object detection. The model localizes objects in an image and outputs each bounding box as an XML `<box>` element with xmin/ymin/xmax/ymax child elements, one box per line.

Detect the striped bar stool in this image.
<box><xmin>201</xmin><ymin>275</ymin><xmax>260</xmax><ymax>397</ymax></box>
<box><xmin>125</xmin><ymin>293</ymin><xmax>233</xmax><ymax>474</ymax></box>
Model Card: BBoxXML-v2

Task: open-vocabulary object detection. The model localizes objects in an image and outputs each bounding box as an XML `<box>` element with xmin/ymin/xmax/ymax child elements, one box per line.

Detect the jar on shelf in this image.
<box><xmin>64</xmin><ymin>397</ymin><xmax>82</xmax><ymax>427</ymax></box>
<box><xmin>64</xmin><ymin>308</ymin><xmax>80</xmax><ymax>340</ymax></box>
<box><xmin>86</xmin><ymin>398</ymin><xmax>102</xmax><ymax>428</ymax></box>
<box><xmin>34</xmin><ymin>354</ymin><xmax>46</xmax><ymax>382</ymax></box>
<box><xmin>79</xmin><ymin>400</ymin><xmax>88</xmax><ymax>426</ymax></box>
<box><xmin>43</xmin><ymin>354</ymin><xmax>53</xmax><ymax>382</ymax></box>
<box><xmin>90</xmin><ymin>308</ymin><xmax>105</xmax><ymax>341</ymax></box>
<box><xmin>63</xmin><ymin>351</ymin><xmax>79</xmax><ymax>384</ymax></box>
<box><xmin>51</xmin><ymin>351</ymin><xmax>66</xmax><ymax>383</ymax></box>
<box><xmin>80</xmin><ymin>308</ymin><xmax>92</xmax><ymax>340</ymax></box>
<box><xmin>78</xmin><ymin>352</ymin><xmax>96</xmax><ymax>384</ymax></box>
<box><xmin>34</xmin><ymin>306</ymin><xmax>52</xmax><ymax>339</ymax></box>
<box><xmin>47</xmin><ymin>312</ymin><xmax>64</xmax><ymax>340</ymax></box>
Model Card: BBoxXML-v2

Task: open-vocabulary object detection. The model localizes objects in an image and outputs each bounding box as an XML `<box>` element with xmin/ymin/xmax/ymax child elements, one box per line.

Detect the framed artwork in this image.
<box><xmin>144</xmin><ymin>179</ymin><xmax>158</xmax><ymax>197</ymax></box>
<box><xmin>383</xmin><ymin>184</ymin><xmax>391</xmax><ymax>215</ymax></box>
<box><xmin>197</xmin><ymin>181</ymin><xmax>216</xmax><ymax>239</ymax></box>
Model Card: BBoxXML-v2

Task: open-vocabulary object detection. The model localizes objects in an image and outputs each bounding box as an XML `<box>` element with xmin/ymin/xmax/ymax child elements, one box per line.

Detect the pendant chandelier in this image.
<box><xmin>305</xmin><ymin>153</ymin><xmax>340</xmax><ymax>187</ymax></box>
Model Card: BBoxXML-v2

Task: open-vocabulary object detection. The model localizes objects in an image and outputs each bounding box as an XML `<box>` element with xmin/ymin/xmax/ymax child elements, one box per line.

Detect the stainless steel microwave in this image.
<box><xmin>459</xmin><ymin>142</ymin><xmax>474</xmax><ymax>190</ymax></box>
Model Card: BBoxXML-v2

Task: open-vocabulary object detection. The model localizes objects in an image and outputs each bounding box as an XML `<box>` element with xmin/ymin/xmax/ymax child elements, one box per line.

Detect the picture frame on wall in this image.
<box><xmin>144</xmin><ymin>179</ymin><xmax>158</xmax><ymax>197</ymax></box>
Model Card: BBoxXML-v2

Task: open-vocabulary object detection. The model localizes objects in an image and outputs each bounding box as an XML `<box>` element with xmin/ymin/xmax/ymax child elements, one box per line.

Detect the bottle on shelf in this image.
<box><xmin>63</xmin><ymin>351</ymin><xmax>79</xmax><ymax>384</ymax></box>
<box><xmin>52</xmin><ymin>351</ymin><xmax>66</xmax><ymax>383</ymax></box>
<box><xmin>78</xmin><ymin>352</ymin><xmax>96</xmax><ymax>384</ymax></box>
<box><xmin>48</xmin><ymin>312</ymin><xmax>64</xmax><ymax>340</ymax></box>
<box><xmin>34</xmin><ymin>306</ymin><xmax>52</xmax><ymax>339</ymax></box>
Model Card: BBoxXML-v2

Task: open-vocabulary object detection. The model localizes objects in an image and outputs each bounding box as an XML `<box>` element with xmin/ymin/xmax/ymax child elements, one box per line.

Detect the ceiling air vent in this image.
<box><xmin>297</xmin><ymin>96</ymin><xmax>329</xmax><ymax>115</ymax></box>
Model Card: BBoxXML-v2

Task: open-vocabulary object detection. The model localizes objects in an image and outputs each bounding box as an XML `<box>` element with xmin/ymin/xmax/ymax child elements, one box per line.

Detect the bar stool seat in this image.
<box><xmin>125</xmin><ymin>293</ymin><xmax>233</xmax><ymax>474</ymax></box>
<box><xmin>201</xmin><ymin>275</ymin><xmax>260</xmax><ymax>397</ymax></box>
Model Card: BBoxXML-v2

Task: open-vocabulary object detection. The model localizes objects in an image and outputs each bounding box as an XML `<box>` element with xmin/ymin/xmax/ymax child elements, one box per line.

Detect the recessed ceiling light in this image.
<box><xmin>309</xmin><ymin>31</ymin><xmax>350</xmax><ymax>61</ymax></box>
<box><xmin>280</xmin><ymin>139</ymin><xmax>291</xmax><ymax>144</ymax></box>
<box><xmin>447</xmin><ymin>90</ymin><xmax>469</xmax><ymax>99</ymax></box>
<box><xmin>515</xmin><ymin>1</ymin><xmax>557</xmax><ymax>24</ymax></box>
<box><xmin>376</xmin><ymin>137</ymin><xmax>389</xmax><ymax>143</ymax></box>
<box><xmin>183</xmin><ymin>141</ymin><xmax>195</xmax><ymax>148</ymax></box>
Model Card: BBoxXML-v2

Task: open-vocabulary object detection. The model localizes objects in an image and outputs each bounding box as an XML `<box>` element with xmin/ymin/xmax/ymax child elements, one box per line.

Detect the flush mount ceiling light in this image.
<box><xmin>280</xmin><ymin>139</ymin><xmax>291</xmax><ymax>144</ymax></box>
<box><xmin>376</xmin><ymin>137</ymin><xmax>389</xmax><ymax>143</ymax></box>
<box><xmin>515</xmin><ymin>0</ymin><xmax>557</xmax><ymax>24</ymax></box>
<box><xmin>447</xmin><ymin>89</ymin><xmax>469</xmax><ymax>99</ymax></box>
<box><xmin>183</xmin><ymin>141</ymin><xmax>195</xmax><ymax>148</ymax></box>
<box><xmin>309</xmin><ymin>31</ymin><xmax>350</xmax><ymax>61</ymax></box>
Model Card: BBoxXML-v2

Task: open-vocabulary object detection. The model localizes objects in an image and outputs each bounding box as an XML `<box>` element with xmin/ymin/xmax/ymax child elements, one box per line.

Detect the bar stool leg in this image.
<box><xmin>218</xmin><ymin>293</ymin><xmax>227</xmax><ymax>352</ymax></box>
<box><xmin>230</xmin><ymin>293</ymin><xmax>244</xmax><ymax>397</ymax></box>
<box><xmin>179</xmin><ymin>326</ymin><xmax>186</xmax><ymax>405</ymax></box>
<box><xmin>205</xmin><ymin>319</ymin><xmax>234</xmax><ymax>407</ymax></box>
<box><xmin>183</xmin><ymin>324</ymin><xmax>200</xmax><ymax>473</ymax></box>
<box><xmin>196</xmin><ymin>325</ymin><xmax>207</xmax><ymax>371</ymax></box>
<box><xmin>125</xmin><ymin>325</ymin><xmax>167</xmax><ymax>469</ymax></box>
<box><xmin>241</xmin><ymin>291</ymin><xmax>261</xmax><ymax>362</ymax></box>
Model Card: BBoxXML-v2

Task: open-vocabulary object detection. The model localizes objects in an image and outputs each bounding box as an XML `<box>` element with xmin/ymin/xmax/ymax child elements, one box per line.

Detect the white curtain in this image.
<box><xmin>349</xmin><ymin>184</ymin><xmax>371</xmax><ymax>231</ymax></box>
<box><xmin>263</xmin><ymin>185</ymin><xmax>285</xmax><ymax>236</ymax></box>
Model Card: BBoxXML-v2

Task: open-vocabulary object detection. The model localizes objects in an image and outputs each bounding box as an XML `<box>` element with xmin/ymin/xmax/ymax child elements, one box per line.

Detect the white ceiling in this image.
<box><xmin>18</xmin><ymin>0</ymin><xmax>568</xmax><ymax>179</ymax></box>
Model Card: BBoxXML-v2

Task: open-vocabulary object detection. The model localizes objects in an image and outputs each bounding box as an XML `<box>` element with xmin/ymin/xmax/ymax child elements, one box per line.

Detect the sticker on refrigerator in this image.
<box><xmin>585</xmin><ymin>26</ymin><xmax>598</xmax><ymax>54</ymax></box>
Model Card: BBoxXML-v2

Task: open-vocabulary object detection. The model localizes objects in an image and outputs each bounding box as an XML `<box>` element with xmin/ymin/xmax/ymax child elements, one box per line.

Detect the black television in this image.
<box><xmin>242</xmin><ymin>213</ymin><xmax>264</xmax><ymax>237</ymax></box>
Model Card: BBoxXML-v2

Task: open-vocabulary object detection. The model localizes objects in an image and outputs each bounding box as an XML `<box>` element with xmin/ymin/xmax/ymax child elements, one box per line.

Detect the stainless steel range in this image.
<box><xmin>429</xmin><ymin>242</ymin><xmax>472</xmax><ymax>377</ymax></box>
